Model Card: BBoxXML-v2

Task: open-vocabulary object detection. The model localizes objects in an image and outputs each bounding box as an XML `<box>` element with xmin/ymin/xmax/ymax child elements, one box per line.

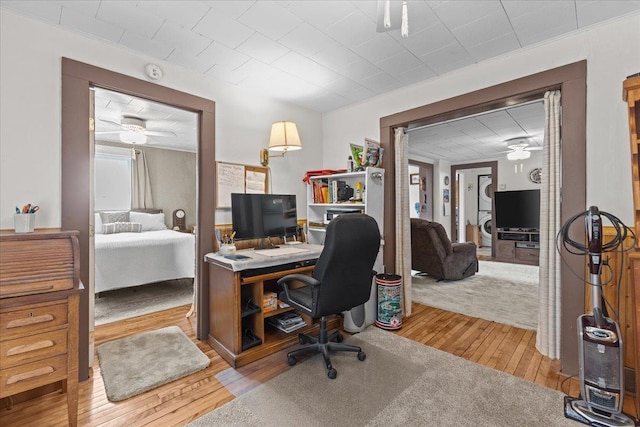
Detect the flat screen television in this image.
<box><xmin>231</xmin><ymin>193</ymin><xmax>298</xmax><ymax>243</ymax></box>
<box><xmin>494</xmin><ymin>189</ymin><xmax>540</xmax><ymax>230</ymax></box>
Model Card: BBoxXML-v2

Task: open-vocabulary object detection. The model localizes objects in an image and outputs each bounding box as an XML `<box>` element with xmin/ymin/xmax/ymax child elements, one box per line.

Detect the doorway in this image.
<box><xmin>380</xmin><ymin>61</ymin><xmax>586</xmax><ymax>375</ymax></box>
<box><xmin>61</xmin><ymin>58</ymin><xmax>216</xmax><ymax>380</ymax></box>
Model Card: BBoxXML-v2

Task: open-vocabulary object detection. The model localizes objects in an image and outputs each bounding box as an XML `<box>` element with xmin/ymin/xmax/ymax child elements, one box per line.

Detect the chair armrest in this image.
<box><xmin>277</xmin><ymin>274</ymin><xmax>320</xmax><ymax>303</ymax></box>
<box><xmin>452</xmin><ymin>242</ymin><xmax>477</xmax><ymax>255</ymax></box>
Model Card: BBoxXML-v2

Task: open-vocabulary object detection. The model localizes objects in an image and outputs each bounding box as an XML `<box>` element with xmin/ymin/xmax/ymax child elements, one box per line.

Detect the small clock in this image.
<box><xmin>529</xmin><ymin>168</ymin><xmax>542</xmax><ymax>184</ymax></box>
<box><xmin>173</xmin><ymin>209</ymin><xmax>186</xmax><ymax>230</ymax></box>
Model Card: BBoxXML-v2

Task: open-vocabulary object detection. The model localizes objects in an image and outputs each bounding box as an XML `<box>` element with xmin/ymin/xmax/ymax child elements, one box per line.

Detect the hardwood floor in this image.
<box><xmin>1</xmin><ymin>302</ymin><xmax>637</xmax><ymax>426</ymax></box>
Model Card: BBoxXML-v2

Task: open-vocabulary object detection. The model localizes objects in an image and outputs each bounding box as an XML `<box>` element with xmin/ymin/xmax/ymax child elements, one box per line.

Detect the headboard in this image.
<box><xmin>130</xmin><ymin>209</ymin><xmax>163</xmax><ymax>214</ymax></box>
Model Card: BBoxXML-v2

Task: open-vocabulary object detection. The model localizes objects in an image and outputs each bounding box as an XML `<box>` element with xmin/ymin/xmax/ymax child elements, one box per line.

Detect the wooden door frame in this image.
<box><xmin>451</xmin><ymin>161</ymin><xmax>498</xmax><ymax>256</ymax></box>
<box><xmin>61</xmin><ymin>58</ymin><xmax>215</xmax><ymax>380</ymax></box>
<box><xmin>380</xmin><ymin>61</ymin><xmax>586</xmax><ymax>375</ymax></box>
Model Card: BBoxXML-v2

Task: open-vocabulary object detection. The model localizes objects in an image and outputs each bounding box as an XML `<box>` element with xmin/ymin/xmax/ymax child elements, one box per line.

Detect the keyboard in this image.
<box><xmin>241</xmin><ymin>258</ymin><xmax>317</xmax><ymax>278</ymax></box>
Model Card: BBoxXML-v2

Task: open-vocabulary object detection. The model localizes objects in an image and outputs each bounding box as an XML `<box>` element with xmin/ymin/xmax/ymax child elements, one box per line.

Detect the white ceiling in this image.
<box><xmin>3</xmin><ymin>0</ymin><xmax>639</xmax><ymax>114</ymax></box>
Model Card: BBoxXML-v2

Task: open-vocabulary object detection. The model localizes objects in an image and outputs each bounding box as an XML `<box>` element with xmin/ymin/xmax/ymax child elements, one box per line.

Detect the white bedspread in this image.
<box><xmin>95</xmin><ymin>230</ymin><xmax>195</xmax><ymax>293</ymax></box>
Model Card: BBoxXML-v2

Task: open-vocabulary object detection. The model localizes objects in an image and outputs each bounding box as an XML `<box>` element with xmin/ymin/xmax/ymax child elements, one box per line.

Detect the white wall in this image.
<box><xmin>0</xmin><ymin>10</ymin><xmax>324</xmax><ymax>229</ymax></box>
<box><xmin>408</xmin><ymin>165</ymin><xmax>420</xmax><ymax>218</ymax></box>
<box><xmin>323</xmin><ymin>13</ymin><xmax>640</xmax><ymax>224</ymax></box>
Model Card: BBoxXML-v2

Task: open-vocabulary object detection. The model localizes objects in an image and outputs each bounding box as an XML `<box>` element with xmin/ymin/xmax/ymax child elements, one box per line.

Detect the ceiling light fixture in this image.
<box><xmin>119</xmin><ymin>131</ymin><xmax>147</xmax><ymax>145</ymax></box>
<box><xmin>506</xmin><ymin>148</ymin><xmax>531</xmax><ymax>161</ymax></box>
<box><xmin>260</xmin><ymin>121</ymin><xmax>302</xmax><ymax>167</ymax></box>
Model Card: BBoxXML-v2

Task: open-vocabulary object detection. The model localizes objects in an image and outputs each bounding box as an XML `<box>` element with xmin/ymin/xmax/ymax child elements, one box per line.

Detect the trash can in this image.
<box><xmin>375</xmin><ymin>274</ymin><xmax>402</xmax><ymax>330</ymax></box>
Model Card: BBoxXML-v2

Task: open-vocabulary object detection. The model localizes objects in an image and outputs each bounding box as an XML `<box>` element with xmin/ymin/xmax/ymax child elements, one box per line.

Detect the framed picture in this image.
<box><xmin>410</xmin><ymin>173</ymin><xmax>420</xmax><ymax>185</ymax></box>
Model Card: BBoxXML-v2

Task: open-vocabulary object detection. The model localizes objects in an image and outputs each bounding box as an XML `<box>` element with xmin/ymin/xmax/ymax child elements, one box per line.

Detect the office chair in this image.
<box><xmin>277</xmin><ymin>214</ymin><xmax>380</xmax><ymax>379</ymax></box>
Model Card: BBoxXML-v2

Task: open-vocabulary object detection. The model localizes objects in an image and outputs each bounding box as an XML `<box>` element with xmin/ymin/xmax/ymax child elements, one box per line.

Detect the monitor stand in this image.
<box><xmin>254</xmin><ymin>237</ymin><xmax>279</xmax><ymax>250</ymax></box>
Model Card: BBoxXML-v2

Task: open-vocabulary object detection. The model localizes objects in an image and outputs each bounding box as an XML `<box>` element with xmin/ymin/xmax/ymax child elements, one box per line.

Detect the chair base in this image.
<box><xmin>286</xmin><ymin>317</ymin><xmax>366</xmax><ymax>379</ymax></box>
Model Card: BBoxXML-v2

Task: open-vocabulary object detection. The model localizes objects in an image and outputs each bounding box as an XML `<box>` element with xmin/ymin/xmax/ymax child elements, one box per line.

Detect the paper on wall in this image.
<box><xmin>246</xmin><ymin>171</ymin><xmax>266</xmax><ymax>194</ymax></box>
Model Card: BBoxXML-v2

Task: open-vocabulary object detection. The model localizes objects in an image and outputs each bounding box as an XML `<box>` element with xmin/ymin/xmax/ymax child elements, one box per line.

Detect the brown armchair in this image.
<box><xmin>410</xmin><ymin>218</ymin><xmax>478</xmax><ymax>280</ymax></box>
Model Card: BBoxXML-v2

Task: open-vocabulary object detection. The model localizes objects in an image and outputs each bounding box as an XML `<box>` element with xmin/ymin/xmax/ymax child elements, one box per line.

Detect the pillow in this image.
<box><xmin>102</xmin><ymin>222</ymin><xmax>142</xmax><ymax>234</ymax></box>
<box><xmin>99</xmin><ymin>211</ymin><xmax>129</xmax><ymax>224</ymax></box>
<box><xmin>129</xmin><ymin>212</ymin><xmax>167</xmax><ymax>231</ymax></box>
<box><xmin>95</xmin><ymin>213</ymin><xmax>103</xmax><ymax>234</ymax></box>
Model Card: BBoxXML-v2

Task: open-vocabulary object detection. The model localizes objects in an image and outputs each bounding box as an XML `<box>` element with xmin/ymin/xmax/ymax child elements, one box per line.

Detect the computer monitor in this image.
<box><xmin>231</xmin><ymin>193</ymin><xmax>298</xmax><ymax>247</ymax></box>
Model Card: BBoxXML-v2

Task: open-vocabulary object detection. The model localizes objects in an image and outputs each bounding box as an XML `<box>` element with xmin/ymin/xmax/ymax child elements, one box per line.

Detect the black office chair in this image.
<box><xmin>277</xmin><ymin>214</ymin><xmax>380</xmax><ymax>379</ymax></box>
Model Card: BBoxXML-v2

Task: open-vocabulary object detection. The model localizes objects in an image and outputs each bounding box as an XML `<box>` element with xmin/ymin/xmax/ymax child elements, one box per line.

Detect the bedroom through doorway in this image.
<box><xmin>91</xmin><ymin>88</ymin><xmax>198</xmax><ymax>326</ymax></box>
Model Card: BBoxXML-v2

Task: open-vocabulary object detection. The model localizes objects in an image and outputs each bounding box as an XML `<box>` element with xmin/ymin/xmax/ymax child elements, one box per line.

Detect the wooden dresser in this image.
<box><xmin>0</xmin><ymin>231</ymin><xmax>82</xmax><ymax>427</ymax></box>
<box><xmin>624</xmin><ymin>75</ymin><xmax>640</xmax><ymax>414</ymax></box>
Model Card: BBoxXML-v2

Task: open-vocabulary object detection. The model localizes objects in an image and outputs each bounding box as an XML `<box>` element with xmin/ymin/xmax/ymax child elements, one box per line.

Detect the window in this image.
<box><xmin>95</xmin><ymin>145</ymin><xmax>132</xmax><ymax>211</ymax></box>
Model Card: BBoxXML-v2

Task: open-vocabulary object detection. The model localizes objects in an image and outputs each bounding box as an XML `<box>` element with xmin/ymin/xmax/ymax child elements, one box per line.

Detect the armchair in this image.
<box><xmin>278</xmin><ymin>214</ymin><xmax>380</xmax><ymax>379</ymax></box>
<box><xmin>410</xmin><ymin>218</ymin><xmax>478</xmax><ymax>280</ymax></box>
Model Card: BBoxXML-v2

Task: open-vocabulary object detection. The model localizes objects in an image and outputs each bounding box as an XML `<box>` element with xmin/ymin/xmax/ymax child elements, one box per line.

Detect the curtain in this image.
<box><xmin>394</xmin><ymin>127</ymin><xmax>412</xmax><ymax>316</ymax></box>
<box><xmin>536</xmin><ymin>90</ymin><xmax>562</xmax><ymax>359</ymax></box>
<box><xmin>132</xmin><ymin>150</ymin><xmax>154</xmax><ymax>209</ymax></box>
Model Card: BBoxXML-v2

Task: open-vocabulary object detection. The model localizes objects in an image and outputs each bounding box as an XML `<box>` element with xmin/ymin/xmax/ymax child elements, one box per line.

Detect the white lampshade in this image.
<box><xmin>269</xmin><ymin>121</ymin><xmax>302</xmax><ymax>152</ymax></box>
<box><xmin>120</xmin><ymin>131</ymin><xmax>147</xmax><ymax>145</ymax></box>
<box><xmin>507</xmin><ymin>150</ymin><xmax>531</xmax><ymax>161</ymax></box>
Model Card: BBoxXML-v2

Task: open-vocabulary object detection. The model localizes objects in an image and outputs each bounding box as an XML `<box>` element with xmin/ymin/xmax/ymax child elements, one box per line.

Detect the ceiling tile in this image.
<box><xmin>359</xmin><ymin>72</ymin><xmax>403</xmax><ymax>93</ymax></box>
<box><xmin>238</xmin><ymin>1</ymin><xmax>302</xmax><ymax>40</ymax></box>
<box><xmin>154</xmin><ymin>21</ymin><xmax>212</xmax><ymax>56</ymax></box>
<box><xmin>119</xmin><ymin>30</ymin><xmax>175</xmax><ymax>59</ymax></box>
<box><xmin>328</xmin><ymin>77</ymin><xmax>378</xmax><ymax>102</ymax></box>
<box><xmin>506</xmin><ymin>2</ymin><xmax>577</xmax><ymax>46</ymax></box>
<box><xmin>396</xmin><ymin>21</ymin><xmax>458</xmax><ymax>56</ymax></box>
<box><xmin>451</xmin><ymin>10</ymin><xmax>513</xmax><ymax>49</ymax></box>
<box><xmin>205</xmin><ymin>62</ymin><xmax>248</xmax><ymax>85</ymax></box>
<box><xmin>466</xmin><ymin>32</ymin><xmax>521</xmax><ymax>62</ymax></box>
<box><xmin>96</xmin><ymin>2</ymin><xmax>164</xmax><ymax>39</ymax></box>
<box><xmin>60</xmin><ymin>7</ymin><xmax>123</xmax><ymax>44</ymax></box>
<box><xmin>278</xmin><ymin>23</ymin><xmax>336</xmax><ymax>57</ymax></box>
<box><xmin>193</xmin><ymin>7</ymin><xmax>254</xmax><ymax>49</ymax></box>
<box><xmin>428</xmin><ymin>0</ymin><xmax>503</xmax><ymax>29</ymax></box>
<box><xmin>352</xmin><ymin>33</ymin><xmax>403</xmax><ymax>63</ymax></box>
<box><xmin>236</xmin><ymin>32</ymin><xmax>290</xmax><ymax>64</ymax></box>
<box><xmin>135</xmin><ymin>1</ymin><xmax>210</xmax><ymax>29</ymax></box>
<box><xmin>419</xmin><ymin>42</ymin><xmax>474</xmax><ymax>75</ymax></box>
<box><xmin>576</xmin><ymin>0</ymin><xmax>640</xmax><ymax>27</ymax></box>
<box><xmin>272</xmin><ymin>51</ymin><xmax>343</xmax><ymax>86</ymax></box>
<box><xmin>375</xmin><ymin>50</ymin><xmax>423</xmax><ymax>76</ymax></box>
<box><xmin>333</xmin><ymin>57</ymin><xmax>382</xmax><ymax>81</ymax></box>
<box><xmin>1</xmin><ymin>1</ymin><xmax>61</xmax><ymax>24</ymax></box>
<box><xmin>198</xmin><ymin>41</ymin><xmax>250</xmax><ymax>69</ymax></box>
<box><xmin>284</xmin><ymin>0</ymin><xmax>356</xmax><ymax>30</ymax></box>
<box><xmin>395</xmin><ymin>64</ymin><xmax>437</xmax><ymax>85</ymax></box>
<box><xmin>166</xmin><ymin>48</ymin><xmax>216</xmax><ymax>74</ymax></box>
<box><xmin>201</xmin><ymin>0</ymin><xmax>254</xmax><ymax>20</ymax></box>
<box><xmin>324</xmin><ymin>10</ymin><xmax>377</xmax><ymax>48</ymax></box>
<box><xmin>59</xmin><ymin>1</ymin><xmax>100</xmax><ymax>17</ymax></box>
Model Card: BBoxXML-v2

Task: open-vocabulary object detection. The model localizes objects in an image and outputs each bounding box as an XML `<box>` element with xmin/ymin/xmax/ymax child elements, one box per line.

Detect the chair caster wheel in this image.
<box><xmin>287</xmin><ymin>356</ymin><xmax>297</xmax><ymax>366</ymax></box>
<box><xmin>327</xmin><ymin>368</ymin><xmax>337</xmax><ymax>379</ymax></box>
<box><xmin>335</xmin><ymin>333</ymin><xmax>343</xmax><ymax>343</ymax></box>
<box><xmin>357</xmin><ymin>351</ymin><xmax>366</xmax><ymax>361</ymax></box>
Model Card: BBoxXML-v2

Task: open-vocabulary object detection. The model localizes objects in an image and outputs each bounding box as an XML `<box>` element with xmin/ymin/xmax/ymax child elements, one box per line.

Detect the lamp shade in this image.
<box><xmin>269</xmin><ymin>121</ymin><xmax>302</xmax><ymax>152</ymax></box>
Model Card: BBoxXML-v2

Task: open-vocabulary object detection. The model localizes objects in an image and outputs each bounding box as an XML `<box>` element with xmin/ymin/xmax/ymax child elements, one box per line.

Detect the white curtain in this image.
<box><xmin>394</xmin><ymin>127</ymin><xmax>412</xmax><ymax>316</ymax></box>
<box><xmin>132</xmin><ymin>150</ymin><xmax>154</xmax><ymax>209</ymax></box>
<box><xmin>536</xmin><ymin>90</ymin><xmax>562</xmax><ymax>359</ymax></box>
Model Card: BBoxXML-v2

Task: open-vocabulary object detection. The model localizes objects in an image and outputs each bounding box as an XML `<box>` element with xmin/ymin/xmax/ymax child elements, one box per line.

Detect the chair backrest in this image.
<box><xmin>410</xmin><ymin>219</ymin><xmax>453</xmax><ymax>260</ymax></box>
<box><xmin>312</xmin><ymin>214</ymin><xmax>380</xmax><ymax>316</ymax></box>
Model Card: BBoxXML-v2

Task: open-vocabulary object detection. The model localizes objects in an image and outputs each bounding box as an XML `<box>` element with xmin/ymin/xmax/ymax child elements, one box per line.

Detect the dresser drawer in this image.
<box><xmin>0</xmin><ymin>278</ymin><xmax>73</xmax><ymax>298</ymax></box>
<box><xmin>0</xmin><ymin>328</ymin><xmax>68</xmax><ymax>369</ymax></box>
<box><xmin>0</xmin><ymin>302</ymin><xmax>68</xmax><ymax>341</ymax></box>
<box><xmin>0</xmin><ymin>354</ymin><xmax>67</xmax><ymax>398</ymax></box>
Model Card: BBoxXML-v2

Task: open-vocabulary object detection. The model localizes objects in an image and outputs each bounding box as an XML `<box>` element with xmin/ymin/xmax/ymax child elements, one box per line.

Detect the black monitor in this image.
<box><xmin>494</xmin><ymin>189</ymin><xmax>540</xmax><ymax>230</ymax></box>
<box><xmin>231</xmin><ymin>193</ymin><xmax>298</xmax><ymax>246</ymax></box>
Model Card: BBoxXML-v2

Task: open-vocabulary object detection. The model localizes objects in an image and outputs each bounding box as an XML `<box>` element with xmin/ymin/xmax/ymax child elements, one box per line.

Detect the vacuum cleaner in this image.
<box><xmin>559</xmin><ymin>206</ymin><xmax>637</xmax><ymax>426</ymax></box>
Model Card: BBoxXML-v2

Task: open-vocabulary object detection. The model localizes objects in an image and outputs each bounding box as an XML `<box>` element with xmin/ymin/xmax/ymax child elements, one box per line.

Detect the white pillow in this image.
<box><xmin>95</xmin><ymin>213</ymin><xmax>103</xmax><ymax>234</ymax></box>
<box><xmin>129</xmin><ymin>212</ymin><xmax>167</xmax><ymax>231</ymax></box>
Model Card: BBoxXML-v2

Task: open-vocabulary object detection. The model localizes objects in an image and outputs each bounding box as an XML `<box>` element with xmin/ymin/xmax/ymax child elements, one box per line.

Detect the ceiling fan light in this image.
<box><xmin>506</xmin><ymin>150</ymin><xmax>530</xmax><ymax>160</ymax></box>
<box><xmin>120</xmin><ymin>131</ymin><xmax>147</xmax><ymax>145</ymax></box>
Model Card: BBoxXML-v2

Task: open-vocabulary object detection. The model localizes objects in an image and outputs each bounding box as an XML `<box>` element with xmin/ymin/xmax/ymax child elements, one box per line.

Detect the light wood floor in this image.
<box><xmin>1</xmin><ymin>302</ymin><xmax>637</xmax><ymax>426</ymax></box>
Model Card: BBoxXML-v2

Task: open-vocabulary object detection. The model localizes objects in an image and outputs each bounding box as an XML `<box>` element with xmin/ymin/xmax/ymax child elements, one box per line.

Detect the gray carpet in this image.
<box><xmin>189</xmin><ymin>327</ymin><xmax>573</xmax><ymax>426</ymax></box>
<box><xmin>412</xmin><ymin>260</ymin><xmax>539</xmax><ymax>330</ymax></box>
<box><xmin>97</xmin><ymin>325</ymin><xmax>210</xmax><ymax>402</ymax></box>
<box><xmin>94</xmin><ymin>279</ymin><xmax>193</xmax><ymax>325</ymax></box>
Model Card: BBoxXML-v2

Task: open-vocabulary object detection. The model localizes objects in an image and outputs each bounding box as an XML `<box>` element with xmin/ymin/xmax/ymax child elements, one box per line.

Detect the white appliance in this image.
<box><xmin>478</xmin><ymin>174</ymin><xmax>492</xmax><ymax>211</ymax></box>
<box><xmin>478</xmin><ymin>211</ymin><xmax>492</xmax><ymax>247</ymax></box>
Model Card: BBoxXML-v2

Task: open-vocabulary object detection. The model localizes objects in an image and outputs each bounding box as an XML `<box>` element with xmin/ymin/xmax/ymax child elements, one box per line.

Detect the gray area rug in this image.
<box><xmin>189</xmin><ymin>327</ymin><xmax>573</xmax><ymax>426</ymax></box>
<box><xmin>97</xmin><ymin>325</ymin><xmax>210</xmax><ymax>402</ymax></box>
<box><xmin>412</xmin><ymin>260</ymin><xmax>539</xmax><ymax>330</ymax></box>
<box><xmin>95</xmin><ymin>279</ymin><xmax>193</xmax><ymax>325</ymax></box>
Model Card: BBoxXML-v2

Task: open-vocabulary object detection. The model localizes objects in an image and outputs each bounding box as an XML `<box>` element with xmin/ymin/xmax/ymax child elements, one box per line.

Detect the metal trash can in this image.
<box><xmin>375</xmin><ymin>274</ymin><xmax>402</xmax><ymax>330</ymax></box>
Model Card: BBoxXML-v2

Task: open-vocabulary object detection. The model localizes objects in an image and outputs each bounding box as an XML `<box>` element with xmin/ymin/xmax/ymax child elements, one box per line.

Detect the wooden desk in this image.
<box><xmin>205</xmin><ymin>245</ymin><xmax>340</xmax><ymax>367</ymax></box>
<box><xmin>0</xmin><ymin>231</ymin><xmax>82</xmax><ymax>427</ymax></box>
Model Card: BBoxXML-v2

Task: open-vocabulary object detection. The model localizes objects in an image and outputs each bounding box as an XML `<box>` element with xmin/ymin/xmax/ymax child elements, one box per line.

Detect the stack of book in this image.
<box><xmin>266</xmin><ymin>312</ymin><xmax>307</xmax><ymax>333</ymax></box>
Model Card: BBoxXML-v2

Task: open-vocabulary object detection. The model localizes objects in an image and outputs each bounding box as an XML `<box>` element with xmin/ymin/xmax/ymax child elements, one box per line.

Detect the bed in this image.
<box><xmin>94</xmin><ymin>210</ymin><xmax>195</xmax><ymax>294</ymax></box>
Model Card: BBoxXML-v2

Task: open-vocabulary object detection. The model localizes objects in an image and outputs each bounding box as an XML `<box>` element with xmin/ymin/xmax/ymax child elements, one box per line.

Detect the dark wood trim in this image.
<box><xmin>61</xmin><ymin>58</ymin><xmax>216</xmax><ymax>380</ymax></box>
<box><xmin>380</xmin><ymin>60</ymin><xmax>586</xmax><ymax>375</ymax></box>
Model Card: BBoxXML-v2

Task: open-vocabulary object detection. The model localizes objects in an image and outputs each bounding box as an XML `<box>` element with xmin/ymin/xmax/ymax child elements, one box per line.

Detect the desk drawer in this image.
<box><xmin>0</xmin><ymin>302</ymin><xmax>68</xmax><ymax>341</ymax></box>
<box><xmin>0</xmin><ymin>278</ymin><xmax>73</xmax><ymax>298</ymax></box>
<box><xmin>0</xmin><ymin>354</ymin><xmax>67</xmax><ymax>398</ymax></box>
<box><xmin>0</xmin><ymin>328</ymin><xmax>67</xmax><ymax>369</ymax></box>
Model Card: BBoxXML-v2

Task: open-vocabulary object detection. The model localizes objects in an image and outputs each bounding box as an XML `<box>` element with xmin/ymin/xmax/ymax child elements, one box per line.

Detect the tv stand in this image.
<box><xmin>496</xmin><ymin>229</ymin><xmax>540</xmax><ymax>266</ymax></box>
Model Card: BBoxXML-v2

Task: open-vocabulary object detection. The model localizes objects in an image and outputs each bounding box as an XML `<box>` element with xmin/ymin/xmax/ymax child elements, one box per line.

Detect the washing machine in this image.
<box><xmin>478</xmin><ymin>174</ymin><xmax>492</xmax><ymax>211</ymax></box>
<box><xmin>478</xmin><ymin>211</ymin><xmax>492</xmax><ymax>247</ymax></box>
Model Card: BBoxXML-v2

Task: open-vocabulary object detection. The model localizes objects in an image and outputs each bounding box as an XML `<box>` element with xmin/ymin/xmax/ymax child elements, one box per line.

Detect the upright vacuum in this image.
<box><xmin>561</xmin><ymin>206</ymin><xmax>636</xmax><ymax>426</ymax></box>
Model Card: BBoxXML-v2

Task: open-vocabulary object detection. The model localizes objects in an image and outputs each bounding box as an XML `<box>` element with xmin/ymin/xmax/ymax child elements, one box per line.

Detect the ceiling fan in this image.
<box><xmin>95</xmin><ymin>116</ymin><xmax>176</xmax><ymax>144</ymax></box>
<box><xmin>502</xmin><ymin>137</ymin><xmax>543</xmax><ymax>160</ymax></box>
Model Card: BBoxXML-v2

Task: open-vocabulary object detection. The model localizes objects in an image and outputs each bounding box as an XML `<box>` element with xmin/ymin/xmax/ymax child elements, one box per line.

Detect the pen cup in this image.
<box><xmin>219</xmin><ymin>243</ymin><xmax>236</xmax><ymax>256</ymax></box>
<box><xmin>14</xmin><ymin>213</ymin><xmax>36</xmax><ymax>233</ymax></box>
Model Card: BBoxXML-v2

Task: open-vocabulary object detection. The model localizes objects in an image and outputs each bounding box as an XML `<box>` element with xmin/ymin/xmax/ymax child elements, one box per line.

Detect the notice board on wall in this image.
<box><xmin>216</xmin><ymin>161</ymin><xmax>268</xmax><ymax>208</ymax></box>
